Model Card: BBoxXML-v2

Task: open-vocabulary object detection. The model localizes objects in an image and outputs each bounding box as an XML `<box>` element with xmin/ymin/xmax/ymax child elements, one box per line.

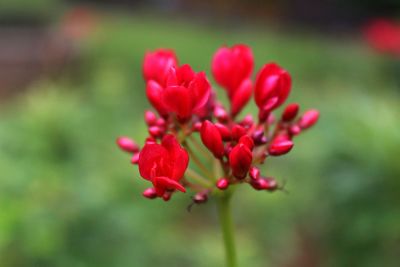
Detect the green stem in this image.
<box><xmin>217</xmin><ymin>191</ymin><xmax>238</xmax><ymax>267</ymax></box>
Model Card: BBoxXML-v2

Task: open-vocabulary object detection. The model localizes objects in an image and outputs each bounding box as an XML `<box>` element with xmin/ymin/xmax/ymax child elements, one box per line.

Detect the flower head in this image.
<box><xmin>138</xmin><ymin>134</ymin><xmax>188</xmax><ymax>197</ymax></box>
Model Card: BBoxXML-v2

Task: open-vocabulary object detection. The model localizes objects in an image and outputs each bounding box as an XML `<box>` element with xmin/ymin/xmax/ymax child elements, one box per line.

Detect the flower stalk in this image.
<box><xmin>217</xmin><ymin>190</ymin><xmax>238</xmax><ymax>267</ymax></box>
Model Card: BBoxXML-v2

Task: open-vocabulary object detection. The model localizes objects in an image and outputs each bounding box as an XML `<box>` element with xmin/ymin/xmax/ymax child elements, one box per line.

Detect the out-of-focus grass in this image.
<box><xmin>0</xmin><ymin>14</ymin><xmax>399</xmax><ymax>267</ymax></box>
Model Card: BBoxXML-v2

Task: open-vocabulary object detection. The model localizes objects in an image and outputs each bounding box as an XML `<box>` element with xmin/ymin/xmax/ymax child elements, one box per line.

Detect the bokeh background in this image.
<box><xmin>1</xmin><ymin>1</ymin><xmax>400</xmax><ymax>266</ymax></box>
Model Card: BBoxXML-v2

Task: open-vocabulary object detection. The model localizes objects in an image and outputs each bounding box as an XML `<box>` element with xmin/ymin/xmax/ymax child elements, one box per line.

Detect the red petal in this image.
<box><xmin>163</xmin><ymin>85</ymin><xmax>193</xmax><ymax>119</ymax></box>
<box><xmin>153</xmin><ymin>176</ymin><xmax>186</xmax><ymax>193</ymax></box>
<box><xmin>146</xmin><ymin>80</ymin><xmax>168</xmax><ymax>116</ymax></box>
<box><xmin>161</xmin><ymin>135</ymin><xmax>189</xmax><ymax>181</ymax></box>
<box><xmin>138</xmin><ymin>143</ymin><xmax>168</xmax><ymax>180</ymax></box>
<box><xmin>231</xmin><ymin>78</ymin><xmax>252</xmax><ymax>117</ymax></box>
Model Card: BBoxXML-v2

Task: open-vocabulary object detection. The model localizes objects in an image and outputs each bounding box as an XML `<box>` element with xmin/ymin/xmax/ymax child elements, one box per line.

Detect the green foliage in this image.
<box><xmin>0</xmin><ymin>14</ymin><xmax>399</xmax><ymax>267</ymax></box>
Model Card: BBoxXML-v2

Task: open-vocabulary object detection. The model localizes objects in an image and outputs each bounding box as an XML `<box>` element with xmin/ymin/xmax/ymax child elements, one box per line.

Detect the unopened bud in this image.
<box><xmin>214</xmin><ymin>106</ymin><xmax>229</xmax><ymax>123</ymax></box>
<box><xmin>281</xmin><ymin>103</ymin><xmax>299</xmax><ymax>122</ymax></box>
<box><xmin>143</xmin><ymin>188</ymin><xmax>157</xmax><ymax>199</ymax></box>
<box><xmin>240</xmin><ymin>114</ymin><xmax>254</xmax><ymax>128</ymax></box>
<box><xmin>249</xmin><ymin>166</ymin><xmax>260</xmax><ymax>180</ymax></box>
<box><xmin>193</xmin><ymin>191</ymin><xmax>208</xmax><ymax>204</ymax></box>
<box><xmin>116</xmin><ymin>137</ymin><xmax>139</xmax><ymax>153</ymax></box>
<box><xmin>200</xmin><ymin>120</ymin><xmax>225</xmax><ymax>158</ymax></box>
<box><xmin>216</xmin><ymin>178</ymin><xmax>229</xmax><ymax>190</ymax></box>
<box><xmin>268</xmin><ymin>139</ymin><xmax>294</xmax><ymax>156</ymax></box>
<box><xmin>131</xmin><ymin>152</ymin><xmax>140</xmax><ymax>164</ymax></box>
<box><xmin>149</xmin><ymin>126</ymin><xmax>164</xmax><ymax>138</ymax></box>
<box><xmin>215</xmin><ymin>123</ymin><xmax>232</xmax><ymax>141</ymax></box>
<box><xmin>289</xmin><ymin>125</ymin><xmax>301</xmax><ymax>136</ymax></box>
<box><xmin>162</xmin><ymin>191</ymin><xmax>172</xmax><ymax>201</ymax></box>
<box><xmin>232</xmin><ymin>124</ymin><xmax>246</xmax><ymax>141</ymax></box>
<box><xmin>144</xmin><ymin>110</ymin><xmax>157</xmax><ymax>126</ymax></box>
<box><xmin>239</xmin><ymin>135</ymin><xmax>254</xmax><ymax>150</ymax></box>
<box><xmin>298</xmin><ymin>109</ymin><xmax>319</xmax><ymax>129</ymax></box>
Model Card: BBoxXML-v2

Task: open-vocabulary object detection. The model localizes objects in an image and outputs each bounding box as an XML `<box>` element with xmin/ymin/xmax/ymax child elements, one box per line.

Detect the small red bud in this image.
<box><xmin>193</xmin><ymin>192</ymin><xmax>208</xmax><ymax>203</ymax></box>
<box><xmin>298</xmin><ymin>109</ymin><xmax>319</xmax><ymax>129</ymax></box>
<box><xmin>240</xmin><ymin>114</ymin><xmax>254</xmax><ymax>128</ymax></box>
<box><xmin>162</xmin><ymin>191</ymin><xmax>172</xmax><ymax>201</ymax></box>
<box><xmin>231</xmin><ymin>124</ymin><xmax>246</xmax><ymax>141</ymax></box>
<box><xmin>131</xmin><ymin>152</ymin><xmax>140</xmax><ymax>164</ymax></box>
<box><xmin>148</xmin><ymin>126</ymin><xmax>164</xmax><ymax>138</ymax></box>
<box><xmin>156</xmin><ymin>118</ymin><xmax>166</xmax><ymax>128</ymax></box>
<box><xmin>216</xmin><ymin>178</ymin><xmax>229</xmax><ymax>190</ymax></box>
<box><xmin>282</xmin><ymin>103</ymin><xmax>299</xmax><ymax>122</ymax></box>
<box><xmin>229</xmin><ymin>143</ymin><xmax>252</xmax><ymax>179</ymax></box>
<box><xmin>268</xmin><ymin>139</ymin><xmax>294</xmax><ymax>156</ymax></box>
<box><xmin>144</xmin><ymin>110</ymin><xmax>157</xmax><ymax>126</ymax></box>
<box><xmin>252</xmin><ymin>130</ymin><xmax>268</xmax><ymax>145</ymax></box>
<box><xmin>239</xmin><ymin>135</ymin><xmax>254</xmax><ymax>150</ymax></box>
<box><xmin>250</xmin><ymin>178</ymin><xmax>268</xmax><ymax>190</ymax></box>
<box><xmin>289</xmin><ymin>125</ymin><xmax>301</xmax><ymax>136</ymax></box>
<box><xmin>249</xmin><ymin>166</ymin><xmax>260</xmax><ymax>180</ymax></box>
<box><xmin>193</xmin><ymin>121</ymin><xmax>202</xmax><ymax>132</ymax></box>
<box><xmin>214</xmin><ymin>106</ymin><xmax>229</xmax><ymax>122</ymax></box>
<box><xmin>215</xmin><ymin>123</ymin><xmax>232</xmax><ymax>141</ymax></box>
<box><xmin>143</xmin><ymin>187</ymin><xmax>158</xmax><ymax>199</ymax></box>
<box><xmin>200</xmin><ymin>120</ymin><xmax>225</xmax><ymax>158</ymax></box>
<box><xmin>264</xmin><ymin>177</ymin><xmax>278</xmax><ymax>191</ymax></box>
<box><xmin>116</xmin><ymin>137</ymin><xmax>139</xmax><ymax>153</ymax></box>
<box><xmin>250</xmin><ymin>177</ymin><xmax>278</xmax><ymax>191</ymax></box>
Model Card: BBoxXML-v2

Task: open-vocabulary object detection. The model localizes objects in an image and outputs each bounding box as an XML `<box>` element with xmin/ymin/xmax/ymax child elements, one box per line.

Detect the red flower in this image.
<box><xmin>163</xmin><ymin>65</ymin><xmax>211</xmax><ymax>121</ymax></box>
<box><xmin>212</xmin><ymin>44</ymin><xmax>254</xmax><ymax>116</ymax></box>
<box><xmin>143</xmin><ymin>49</ymin><xmax>178</xmax><ymax>86</ymax></box>
<box><xmin>200</xmin><ymin>120</ymin><xmax>225</xmax><ymax>158</ymax></box>
<box><xmin>229</xmin><ymin>142</ymin><xmax>253</xmax><ymax>179</ymax></box>
<box><xmin>255</xmin><ymin>63</ymin><xmax>291</xmax><ymax>112</ymax></box>
<box><xmin>138</xmin><ymin>134</ymin><xmax>189</xmax><ymax>196</ymax></box>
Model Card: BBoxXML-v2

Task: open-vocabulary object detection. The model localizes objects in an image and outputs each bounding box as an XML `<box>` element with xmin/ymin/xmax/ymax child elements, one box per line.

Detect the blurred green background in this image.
<box><xmin>0</xmin><ymin>1</ymin><xmax>400</xmax><ymax>266</ymax></box>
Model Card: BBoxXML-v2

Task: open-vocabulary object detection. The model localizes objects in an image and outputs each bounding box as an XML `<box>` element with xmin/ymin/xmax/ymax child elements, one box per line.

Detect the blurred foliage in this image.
<box><xmin>0</xmin><ymin>14</ymin><xmax>399</xmax><ymax>267</ymax></box>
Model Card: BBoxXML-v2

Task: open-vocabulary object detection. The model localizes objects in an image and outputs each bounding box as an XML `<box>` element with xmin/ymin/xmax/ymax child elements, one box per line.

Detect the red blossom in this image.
<box><xmin>143</xmin><ymin>49</ymin><xmax>178</xmax><ymax>86</ymax></box>
<box><xmin>163</xmin><ymin>65</ymin><xmax>211</xmax><ymax>121</ymax></box>
<box><xmin>138</xmin><ymin>134</ymin><xmax>188</xmax><ymax>197</ymax></box>
<box><xmin>255</xmin><ymin>63</ymin><xmax>291</xmax><ymax>112</ymax></box>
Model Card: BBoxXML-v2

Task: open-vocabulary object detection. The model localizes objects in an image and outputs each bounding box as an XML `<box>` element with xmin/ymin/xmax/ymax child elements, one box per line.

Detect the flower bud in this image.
<box><xmin>250</xmin><ymin>177</ymin><xmax>278</xmax><ymax>191</ymax></box>
<box><xmin>249</xmin><ymin>166</ymin><xmax>260</xmax><ymax>180</ymax></box>
<box><xmin>162</xmin><ymin>191</ymin><xmax>172</xmax><ymax>201</ymax></box>
<box><xmin>143</xmin><ymin>187</ymin><xmax>158</xmax><ymax>199</ymax></box>
<box><xmin>231</xmin><ymin>124</ymin><xmax>246</xmax><ymax>141</ymax></box>
<box><xmin>116</xmin><ymin>137</ymin><xmax>139</xmax><ymax>153</ymax></box>
<box><xmin>215</xmin><ymin>123</ymin><xmax>231</xmax><ymax>141</ymax></box>
<box><xmin>216</xmin><ymin>178</ymin><xmax>229</xmax><ymax>190</ymax></box>
<box><xmin>229</xmin><ymin>143</ymin><xmax>252</xmax><ymax>179</ymax></box>
<box><xmin>252</xmin><ymin>130</ymin><xmax>267</xmax><ymax>145</ymax></box>
<box><xmin>298</xmin><ymin>109</ymin><xmax>319</xmax><ymax>129</ymax></box>
<box><xmin>281</xmin><ymin>103</ymin><xmax>299</xmax><ymax>122</ymax></box>
<box><xmin>131</xmin><ymin>153</ymin><xmax>140</xmax><ymax>164</ymax></box>
<box><xmin>193</xmin><ymin>191</ymin><xmax>208</xmax><ymax>203</ymax></box>
<box><xmin>240</xmin><ymin>114</ymin><xmax>254</xmax><ymax>128</ymax></box>
<box><xmin>289</xmin><ymin>125</ymin><xmax>301</xmax><ymax>136</ymax></box>
<box><xmin>239</xmin><ymin>135</ymin><xmax>254</xmax><ymax>150</ymax></box>
<box><xmin>214</xmin><ymin>106</ymin><xmax>229</xmax><ymax>123</ymax></box>
<box><xmin>268</xmin><ymin>139</ymin><xmax>294</xmax><ymax>156</ymax></box>
<box><xmin>144</xmin><ymin>110</ymin><xmax>157</xmax><ymax>126</ymax></box>
<box><xmin>192</xmin><ymin>121</ymin><xmax>202</xmax><ymax>132</ymax></box>
<box><xmin>148</xmin><ymin>126</ymin><xmax>164</xmax><ymax>138</ymax></box>
<box><xmin>200</xmin><ymin>120</ymin><xmax>225</xmax><ymax>158</ymax></box>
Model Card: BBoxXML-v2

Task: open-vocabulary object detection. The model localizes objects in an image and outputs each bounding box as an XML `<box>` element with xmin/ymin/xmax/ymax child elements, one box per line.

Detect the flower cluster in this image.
<box><xmin>117</xmin><ymin>44</ymin><xmax>319</xmax><ymax>203</ymax></box>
